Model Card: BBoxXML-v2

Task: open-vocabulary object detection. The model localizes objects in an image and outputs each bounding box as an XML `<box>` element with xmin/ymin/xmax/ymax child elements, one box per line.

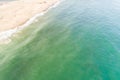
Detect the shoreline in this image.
<box><xmin>0</xmin><ymin>0</ymin><xmax>60</xmax><ymax>42</ymax></box>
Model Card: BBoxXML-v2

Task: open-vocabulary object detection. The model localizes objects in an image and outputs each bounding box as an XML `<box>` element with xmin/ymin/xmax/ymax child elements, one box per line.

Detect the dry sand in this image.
<box><xmin>0</xmin><ymin>0</ymin><xmax>59</xmax><ymax>32</ymax></box>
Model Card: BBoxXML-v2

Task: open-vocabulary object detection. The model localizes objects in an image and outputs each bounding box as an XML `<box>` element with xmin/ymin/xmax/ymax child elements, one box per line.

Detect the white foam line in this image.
<box><xmin>0</xmin><ymin>1</ymin><xmax>61</xmax><ymax>42</ymax></box>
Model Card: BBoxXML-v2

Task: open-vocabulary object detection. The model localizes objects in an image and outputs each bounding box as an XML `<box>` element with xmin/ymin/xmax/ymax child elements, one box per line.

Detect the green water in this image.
<box><xmin>0</xmin><ymin>0</ymin><xmax>120</xmax><ymax>80</ymax></box>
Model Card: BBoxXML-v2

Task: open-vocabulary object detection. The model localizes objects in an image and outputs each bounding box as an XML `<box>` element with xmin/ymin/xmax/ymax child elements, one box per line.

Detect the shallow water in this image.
<box><xmin>0</xmin><ymin>0</ymin><xmax>120</xmax><ymax>80</ymax></box>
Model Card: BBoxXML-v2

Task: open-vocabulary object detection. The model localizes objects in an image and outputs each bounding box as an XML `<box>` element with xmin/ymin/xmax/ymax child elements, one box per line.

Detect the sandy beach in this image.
<box><xmin>0</xmin><ymin>0</ymin><xmax>59</xmax><ymax>32</ymax></box>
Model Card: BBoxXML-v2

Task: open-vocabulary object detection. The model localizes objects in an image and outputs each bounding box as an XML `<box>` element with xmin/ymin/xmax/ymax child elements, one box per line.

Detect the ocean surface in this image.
<box><xmin>0</xmin><ymin>0</ymin><xmax>120</xmax><ymax>80</ymax></box>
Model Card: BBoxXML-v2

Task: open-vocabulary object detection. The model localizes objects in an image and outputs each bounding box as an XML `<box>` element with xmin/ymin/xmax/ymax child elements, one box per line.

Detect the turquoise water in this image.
<box><xmin>0</xmin><ymin>0</ymin><xmax>120</xmax><ymax>80</ymax></box>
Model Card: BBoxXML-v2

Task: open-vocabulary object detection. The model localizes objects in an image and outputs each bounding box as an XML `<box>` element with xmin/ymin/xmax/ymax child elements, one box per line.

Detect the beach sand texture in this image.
<box><xmin>0</xmin><ymin>0</ymin><xmax>59</xmax><ymax>32</ymax></box>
